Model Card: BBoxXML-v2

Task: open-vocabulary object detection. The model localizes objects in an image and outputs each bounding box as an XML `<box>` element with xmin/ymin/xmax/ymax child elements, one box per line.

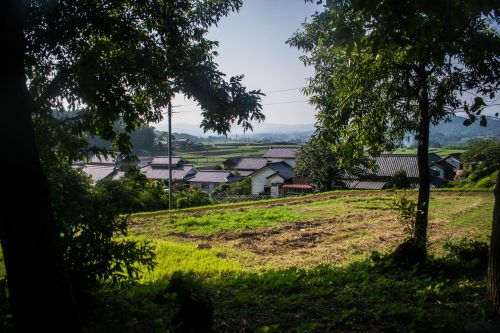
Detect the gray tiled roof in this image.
<box><xmin>264</xmin><ymin>147</ymin><xmax>301</xmax><ymax>159</ymax></box>
<box><xmin>142</xmin><ymin>164</ymin><xmax>196</xmax><ymax>181</ymax></box>
<box><xmin>347</xmin><ymin>181</ymin><xmax>387</xmax><ymax>190</ymax></box>
<box><xmin>266</xmin><ymin>162</ymin><xmax>294</xmax><ymax>180</ymax></box>
<box><xmin>80</xmin><ymin>165</ymin><xmax>122</xmax><ymax>183</ymax></box>
<box><xmin>187</xmin><ymin>171</ymin><xmax>232</xmax><ymax>183</ymax></box>
<box><xmin>151</xmin><ymin>156</ymin><xmax>184</xmax><ymax>166</ymax></box>
<box><xmin>373</xmin><ymin>154</ymin><xmax>419</xmax><ymax>178</ymax></box>
<box><xmin>236</xmin><ymin>158</ymin><xmax>268</xmax><ymax>170</ymax></box>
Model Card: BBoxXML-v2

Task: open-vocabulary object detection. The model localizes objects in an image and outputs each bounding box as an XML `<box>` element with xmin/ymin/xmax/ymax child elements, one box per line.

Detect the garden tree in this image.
<box><xmin>1</xmin><ymin>0</ymin><xmax>263</xmax><ymax>331</ymax></box>
<box><xmin>462</xmin><ymin>138</ymin><xmax>500</xmax><ymax>182</ymax></box>
<box><xmin>387</xmin><ymin>170</ymin><xmax>412</xmax><ymax>189</ymax></box>
<box><xmin>295</xmin><ymin>137</ymin><xmax>368</xmax><ymax>191</ymax></box>
<box><xmin>289</xmin><ymin>0</ymin><xmax>499</xmax><ymax>260</ymax></box>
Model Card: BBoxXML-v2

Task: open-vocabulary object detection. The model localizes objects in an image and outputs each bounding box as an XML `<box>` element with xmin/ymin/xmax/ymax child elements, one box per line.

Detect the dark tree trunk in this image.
<box><xmin>0</xmin><ymin>1</ymin><xmax>82</xmax><ymax>331</ymax></box>
<box><xmin>487</xmin><ymin>166</ymin><xmax>500</xmax><ymax>318</ymax></box>
<box><xmin>415</xmin><ymin>71</ymin><xmax>431</xmax><ymax>257</ymax></box>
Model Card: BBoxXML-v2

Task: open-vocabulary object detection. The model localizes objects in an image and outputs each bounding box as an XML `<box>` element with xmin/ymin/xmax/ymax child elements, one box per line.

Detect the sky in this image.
<box><xmin>164</xmin><ymin>0</ymin><xmax>321</xmax><ymax>133</ymax></box>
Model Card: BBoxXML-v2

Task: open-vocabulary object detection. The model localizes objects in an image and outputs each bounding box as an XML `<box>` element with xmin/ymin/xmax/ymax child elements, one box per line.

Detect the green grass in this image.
<box><xmin>394</xmin><ymin>147</ymin><xmax>466</xmax><ymax>156</ymax></box>
<box><xmin>2</xmin><ymin>190</ymin><xmax>495</xmax><ymax>332</ymax></box>
<box><xmin>174</xmin><ymin>143</ymin><xmax>300</xmax><ymax>167</ymax></box>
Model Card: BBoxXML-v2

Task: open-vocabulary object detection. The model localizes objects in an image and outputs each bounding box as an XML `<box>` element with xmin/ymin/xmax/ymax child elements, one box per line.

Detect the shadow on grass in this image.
<box><xmin>78</xmin><ymin>254</ymin><xmax>489</xmax><ymax>333</ymax></box>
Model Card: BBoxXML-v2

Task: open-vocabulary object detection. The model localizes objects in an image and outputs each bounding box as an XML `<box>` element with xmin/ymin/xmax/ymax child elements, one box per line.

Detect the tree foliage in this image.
<box><xmin>462</xmin><ymin>138</ymin><xmax>500</xmax><ymax>180</ymax></box>
<box><xmin>28</xmin><ymin>0</ymin><xmax>265</xmax><ymax>163</ymax></box>
<box><xmin>387</xmin><ymin>170</ymin><xmax>412</xmax><ymax>189</ymax></box>
<box><xmin>290</xmin><ymin>1</ymin><xmax>499</xmax><ymax>160</ymax></box>
<box><xmin>290</xmin><ymin>0</ymin><xmax>499</xmax><ymax>257</ymax></box>
<box><xmin>212</xmin><ymin>177</ymin><xmax>251</xmax><ymax>196</ymax></box>
<box><xmin>295</xmin><ymin>137</ymin><xmax>367</xmax><ymax>191</ymax></box>
<box><xmin>45</xmin><ymin>162</ymin><xmax>155</xmax><ymax>293</ymax></box>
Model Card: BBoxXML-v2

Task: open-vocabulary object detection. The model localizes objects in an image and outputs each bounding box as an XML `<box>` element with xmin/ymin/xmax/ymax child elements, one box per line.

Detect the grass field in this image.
<box><xmin>174</xmin><ymin>143</ymin><xmax>299</xmax><ymax>167</ymax></box>
<box><xmin>129</xmin><ymin>190</ymin><xmax>493</xmax><ymax>279</ymax></box>
<box><xmin>3</xmin><ymin>190</ymin><xmax>494</xmax><ymax>332</ymax></box>
<box><xmin>394</xmin><ymin>147</ymin><xmax>466</xmax><ymax>156</ymax></box>
<box><xmin>83</xmin><ymin>190</ymin><xmax>494</xmax><ymax>332</ymax></box>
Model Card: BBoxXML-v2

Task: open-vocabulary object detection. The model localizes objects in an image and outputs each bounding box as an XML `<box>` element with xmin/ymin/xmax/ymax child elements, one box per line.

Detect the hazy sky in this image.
<box><xmin>169</xmin><ymin>0</ymin><xmax>320</xmax><ymax>130</ymax></box>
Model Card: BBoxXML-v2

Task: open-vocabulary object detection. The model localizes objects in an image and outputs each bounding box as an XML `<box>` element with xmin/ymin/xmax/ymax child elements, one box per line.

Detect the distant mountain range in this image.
<box><xmin>152</xmin><ymin>115</ymin><xmax>499</xmax><ymax>146</ymax></box>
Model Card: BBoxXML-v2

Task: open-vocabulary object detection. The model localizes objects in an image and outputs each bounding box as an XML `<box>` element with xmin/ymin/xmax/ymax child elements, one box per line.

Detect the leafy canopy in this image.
<box><xmin>295</xmin><ymin>137</ymin><xmax>367</xmax><ymax>191</ymax></box>
<box><xmin>27</xmin><ymin>0</ymin><xmax>264</xmax><ymax>161</ymax></box>
<box><xmin>289</xmin><ymin>0</ymin><xmax>499</xmax><ymax>161</ymax></box>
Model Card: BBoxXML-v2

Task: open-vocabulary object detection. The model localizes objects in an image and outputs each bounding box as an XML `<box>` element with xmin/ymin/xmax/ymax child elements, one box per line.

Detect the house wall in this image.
<box><xmin>445</xmin><ymin>157</ymin><xmax>461</xmax><ymax>171</ymax></box>
<box><xmin>267</xmin><ymin>174</ymin><xmax>285</xmax><ymax>197</ymax></box>
<box><xmin>430</xmin><ymin>165</ymin><xmax>445</xmax><ymax>179</ymax></box>
<box><xmin>251</xmin><ymin>168</ymin><xmax>276</xmax><ymax>194</ymax></box>
<box><xmin>266</xmin><ymin>158</ymin><xmax>296</xmax><ymax>168</ymax></box>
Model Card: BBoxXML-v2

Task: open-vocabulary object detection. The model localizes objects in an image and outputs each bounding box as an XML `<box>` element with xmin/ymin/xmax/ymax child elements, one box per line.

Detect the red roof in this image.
<box><xmin>281</xmin><ymin>184</ymin><xmax>313</xmax><ymax>189</ymax></box>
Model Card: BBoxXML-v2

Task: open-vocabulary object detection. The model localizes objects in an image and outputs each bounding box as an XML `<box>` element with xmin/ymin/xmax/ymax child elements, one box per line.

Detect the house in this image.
<box><xmin>188</xmin><ymin>170</ymin><xmax>238</xmax><ymax>192</ymax></box>
<box><xmin>429</xmin><ymin>160</ymin><xmax>455</xmax><ymax>180</ymax></box>
<box><xmin>250</xmin><ymin>161</ymin><xmax>295</xmax><ymax>197</ymax></box>
<box><xmin>347</xmin><ymin>154</ymin><xmax>452</xmax><ymax>189</ymax></box>
<box><xmin>263</xmin><ymin>147</ymin><xmax>301</xmax><ymax>168</ymax></box>
<box><xmin>440</xmin><ymin>153</ymin><xmax>462</xmax><ymax>171</ymax></box>
<box><xmin>428</xmin><ymin>153</ymin><xmax>442</xmax><ymax>165</ymax></box>
<box><xmin>141</xmin><ymin>156</ymin><xmax>196</xmax><ymax>184</ymax></box>
<box><xmin>73</xmin><ymin>164</ymin><xmax>125</xmax><ymax>184</ymax></box>
<box><xmin>347</xmin><ymin>154</ymin><xmax>420</xmax><ymax>190</ymax></box>
<box><xmin>235</xmin><ymin>157</ymin><xmax>268</xmax><ymax>176</ymax></box>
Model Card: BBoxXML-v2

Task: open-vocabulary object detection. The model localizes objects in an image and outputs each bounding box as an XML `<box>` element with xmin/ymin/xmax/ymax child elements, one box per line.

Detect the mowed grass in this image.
<box><xmin>129</xmin><ymin>190</ymin><xmax>494</xmax><ymax>278</ymax></box>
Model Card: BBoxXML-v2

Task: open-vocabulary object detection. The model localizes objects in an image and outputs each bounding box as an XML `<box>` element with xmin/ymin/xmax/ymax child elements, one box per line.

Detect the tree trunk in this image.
<box><xmin>487</xmin><ymin>166</ymin><xmax>500</xmax><ymax>318</ymax></box>
<box><xmin>0</xmin><ymin>1</ymin><xmax>82</xmax><ymax>331</ymax></box>
<box><xmin>414</xmin><ymin>71</ymin><xmax>431</xmax><ymax>257</ymax></box>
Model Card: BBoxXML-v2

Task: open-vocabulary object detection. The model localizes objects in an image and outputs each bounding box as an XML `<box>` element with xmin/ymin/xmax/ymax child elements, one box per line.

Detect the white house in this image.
<box><xmin>250</xmin><ymin>162</ymin><xmax>294</xmax><ymax>197</ymax></box>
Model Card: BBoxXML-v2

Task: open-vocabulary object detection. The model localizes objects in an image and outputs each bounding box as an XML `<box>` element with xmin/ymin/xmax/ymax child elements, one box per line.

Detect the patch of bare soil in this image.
<box><xmin>168</xmin><ymin>212</ymin><xmax>406</xmax><ymax>268</ymax></box>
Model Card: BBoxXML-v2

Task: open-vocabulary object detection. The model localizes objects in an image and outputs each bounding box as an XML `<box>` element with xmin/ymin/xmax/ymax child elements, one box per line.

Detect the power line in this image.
<box><xmin>167</xmin><ymin>99</ymin><xmax>310</xmax><ymax>114</ymax></box>
<box><xmin>169</xmin><ymin>86</ymin><xmax>305</xmax><ymax>109</ymax></box>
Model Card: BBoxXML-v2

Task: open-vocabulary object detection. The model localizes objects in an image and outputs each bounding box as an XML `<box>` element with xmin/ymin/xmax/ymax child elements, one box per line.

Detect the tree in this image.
<box><xmin>387</xmin><ymin>170</ymin><xmax>412</xmax><ymax>189</ymax></box>
<box><xmin>1</xmin><ymin>0</ymin><xmax>263</xmax><ymax>330</ymax></box>
<box><xmin>295</xmin><ymin>137</ymin><xmax>367</xmax><ymax>191</ymax></box>
<box><xmin>488</xmin><ymin>166</ymin><xmax>500</xmax><ymax>316</ymax></box>
<box><xmin>289</xmin><ymin>0</ymin><xmax>499</xmax><ymax>259</ymax></box>
<box><xmin>462</xmin><ymin>138</ymin><xmax>500</xmax><ymax>181</ymax></box>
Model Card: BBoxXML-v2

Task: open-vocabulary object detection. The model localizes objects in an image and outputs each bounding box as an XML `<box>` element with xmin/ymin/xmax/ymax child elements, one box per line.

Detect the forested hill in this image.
<box><xmin>429</xmin><ymin>116</ymin><xmax>500</xmax><ymax>147</ymax></box>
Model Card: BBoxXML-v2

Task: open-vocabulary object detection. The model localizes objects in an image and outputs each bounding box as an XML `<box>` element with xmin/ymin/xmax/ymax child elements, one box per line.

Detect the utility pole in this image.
<box><xmin>168</xmin><ymin>102</ymin><xmax>173</xmax><ymax>210</ymax></box>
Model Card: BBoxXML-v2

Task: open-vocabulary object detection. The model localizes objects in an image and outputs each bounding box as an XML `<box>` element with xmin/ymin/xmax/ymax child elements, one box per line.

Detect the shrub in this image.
<box><xmin>443</xmin><ymin>237</ymin><xmax>489</xmax><ymax>265</ymax></box>
<box><xmin>175</xmin><ymin>188</ymin><xmax>212</xmax><ymax>209</ymax></box>
<box><xmin>45</xmin><ymin>163</ymin><xmax>156</xmax><ymax>293</ymax></box>
<box><xmin>95</xmin><ymin>170</ymin><xmax>169</xmax><ymax>213</ymax></box>
<box><xmin>387</xmin><ymin>170</ymin><xmax>412</xmax><ymax>189</ymax></box>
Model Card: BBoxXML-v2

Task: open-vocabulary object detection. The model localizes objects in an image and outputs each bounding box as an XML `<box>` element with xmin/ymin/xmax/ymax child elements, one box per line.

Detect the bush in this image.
<box><xmin>387</xmin><ymin>170</ymin><xmax>412</xmax><ymax>189</ymax></box>
<box><xmin>175</xmin><ymin>188</ymin><xmax>212</xmax><ymax>209</ymax></box>
<box><xmin>443</xmin><ymin>237</ymin><xmax>489</xmax><ymax>265</ymax></box>
<box><xmin>95</xmin><ymin>170</ymin><xmax>169</xmax><ymax>213</ymax></box>
<box><xmin>45</xmin><ymin>163</ymin><xmax>156</xmax><ymax>293</ymax></box>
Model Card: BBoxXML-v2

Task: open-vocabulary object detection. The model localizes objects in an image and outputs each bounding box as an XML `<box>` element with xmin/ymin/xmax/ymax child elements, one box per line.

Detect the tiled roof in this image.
<box><xmin>236</xmin><ymin>170</ymin><xmax>254</xmax><ymax>177</ymax></box>
<box><xmin>80</xmin><ymin>165</ymin><xmax>119</xmax><ymax>183</ymax></box>
<box><xmin>187</xmin><ymin>171</ymin><xmax>232</xmax><ymax>183</ymax></box>
<box><xmin>264</xmin><ymin>147</ymin><xmax>301</xmax><ymax>159</ymax></box>
<box><xmin>373</xmin><ymin>154</ymin><xmax>419</xmax><ymax>178</ymax></box>
<box><xmin>281</xmin><ymin>184</ymin><xmax>313</xmax><ymax>189</ymax></box>
<box><xmin>142</xmin><ymin>164</ymin><xmax>196</xmax><ymax>181</ymax></box>
<box><xmin>266</xmin><ymin>162</ymin><xmax>294</xmax><ymax>180</ymax></box>
<box><xmin>235</xmin><ymin>158</ymin><xmax>268</xmax><ymax>170</ymax></box>
<box><xmin>347</xmin><ymin>181</ymin><xmax>387</xmax><ymax>190</ymax></box>
<box><xmin>428</xmin><ymin>153</ymin><xmax>442</xmax><ymax>164</ymax></box>
<box><xmin>150</xmin><ymin>156</ymin><xmax>184</xmax><ymax>166</ymax></box>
